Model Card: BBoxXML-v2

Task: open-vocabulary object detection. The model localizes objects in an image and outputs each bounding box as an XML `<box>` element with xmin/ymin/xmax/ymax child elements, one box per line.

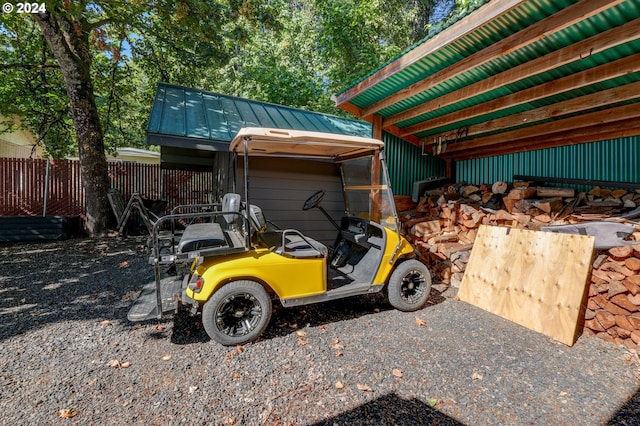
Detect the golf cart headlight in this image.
<box><xmin>189</xmin><ymin>274</ymin><xmax>204</xmax><ymax>293</ymax></box>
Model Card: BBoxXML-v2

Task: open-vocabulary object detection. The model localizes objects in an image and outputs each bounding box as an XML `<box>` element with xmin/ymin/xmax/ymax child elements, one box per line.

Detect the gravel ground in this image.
<box><xmin>1</xmin><ymin>236</ymin><xmax>639</xmax><ymax>426</ymax></box>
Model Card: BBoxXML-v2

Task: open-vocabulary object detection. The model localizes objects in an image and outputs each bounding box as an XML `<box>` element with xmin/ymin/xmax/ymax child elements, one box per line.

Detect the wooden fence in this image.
<box><xmin>0</xmin><ymin>158</ymin><xmax>214</xmax><ymax>217</ymax></box>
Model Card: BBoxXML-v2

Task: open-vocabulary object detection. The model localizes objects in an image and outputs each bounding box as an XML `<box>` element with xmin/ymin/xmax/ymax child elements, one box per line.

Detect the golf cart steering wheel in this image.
<box><xmin>303</xmin><ymin>190</ymin><xmax>325</xmax><ymax>211</ymax></box>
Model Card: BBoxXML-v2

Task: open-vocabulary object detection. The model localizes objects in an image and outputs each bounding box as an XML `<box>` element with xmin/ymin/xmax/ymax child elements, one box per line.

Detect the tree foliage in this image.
<box><xmin>0</xmin><ymin>0</ymin><xmax>474</xmax><ymax>235</ymax></box>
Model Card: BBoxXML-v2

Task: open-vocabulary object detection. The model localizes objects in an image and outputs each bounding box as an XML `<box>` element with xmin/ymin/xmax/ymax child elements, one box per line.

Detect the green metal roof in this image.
<box><xmin>147</xmin><ymin>83</ymin><xmax>372</xmax><ymax>151</ymax></box>
<box><xmin>336</xmin><ymin>0</ymin><xmax>640</xmax><ymax>160</ymax></box>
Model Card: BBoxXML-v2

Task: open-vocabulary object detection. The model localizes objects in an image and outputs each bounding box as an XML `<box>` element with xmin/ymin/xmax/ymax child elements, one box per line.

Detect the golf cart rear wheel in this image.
<box><xmin>387</xmin><ymin>260</ymin><xmax>432</xmax><ymax>312</ymax></box>
<box><xmin>202</xmin><ymin>280</ymin><xmax>272</xmax><ymax>346</ymax></box>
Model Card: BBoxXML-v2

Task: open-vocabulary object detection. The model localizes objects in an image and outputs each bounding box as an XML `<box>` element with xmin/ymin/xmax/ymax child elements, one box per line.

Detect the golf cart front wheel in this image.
<box><xmin>202</xmin><ymin>280</ymin><xmax>272</xmax><ymax>346</ymax></box>
<box><xmin>387</xmin><ymin>260</ymin><xmax>432</xmax><ymax>312</ymax></box>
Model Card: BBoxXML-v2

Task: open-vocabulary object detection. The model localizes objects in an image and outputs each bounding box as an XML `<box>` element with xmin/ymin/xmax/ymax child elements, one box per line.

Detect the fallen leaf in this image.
<box><xmin>427</xmin><ymin>398</ymin><xmax>439</xmax><ymax>408</ymax></box>
<box><xmin>331</xmin><ymin>342</ymin><xmax>344</xmax><ymax>350</ymax></box>
<box><xmin>334</xmin><ymin>351</ymin><xmax>343</xmax><ymax>357</ymax></box>
<box><xmin>415</xmin><ymin>318</ymin><xmax>427</xmax><ymax>327</ymax></box>
<box><xmin>453</xmin><ymin>295</ymin><xmax>460</xmax><ymax>301</ymax></box>
<box><xmin>100</xmin><ymin>320</ymin><xmax>112</xmax><ymax>326</ymax></box>
<box><xmin>289</xmin><ymin>323</ymin><xmax>298</xmax><ymax>329</ymax></box>
<box><xmin>232</xmin><ymin>372</ymin><xmax>242</xmax><ymax>379</ymax></box>
<box><xmin>162</xmin><ymin>355</ymin><xmax>172</xmax><ymax>361</ymax></box>
<box><xmin>118</xmin><ymin>261</ymin><xmax>130</xmax><ymax>268</ymax></box>
<box><xmin>472</xmin><ymin>372</ymin><xmax>483</xmax><ymax>380</ymax></box>
<box><xmin>295</xmin><ymin>330</ymin><xmax>307</xmax><ymax>337</ymax></box>
<box><xmin>188</xmin><ymin>385</ymin><xmax>198</xmax><ymax>394</ymax></box>
<box><xmin>392</xmin><ymin>368</ymin><xmax>403</xmax><ymax>378</ymax></box>
<box><xmin>154</xmin><ymin>324</ymin><xmax>166</xmax><ymax>331</ymax></box>
<box><xmin>57</xmin><ymin>409</ymin><xmax>79</xmax><ymax>419</ymax></box>
<box><xmin>107</xmin><ymin>359</ymin><xmax>130</xmax><ymax>369</ymax></box>
<box><xmin>373</xmin><ymin>308</ymin><xmax>380</xmax><ymax>313</ymax></box>
<box><xmin>559</xmin><ymin>391</ymin><xmax>567</xmax><ymax>397</ymax></box>
<box><xmin>112</xmin><ymin>342</ymin><xmax>119</xmax><ymax>347</ymax></box>
<box><xmin>357</xmin><ymin>384</ymin><xmax>373</xmax><ymax>392</ymax></box>
<box><xmin>298</xmin><ymin>337</ymin><xmax>308</xmax><ymax>346</ymax></box>
<box><xmin>236</xmin><ymin>345</ymin><xmax>244</xmax><ymax>354</ymax></box>
<box><xmin>223</xmin><ymin>417</ymin><xmax>236</xmax><ymax>425</ymax></box>
<box><xmin>335</xmin><ymin>381</ymin><xmax>344</xmax><ymax>389</ymax></box>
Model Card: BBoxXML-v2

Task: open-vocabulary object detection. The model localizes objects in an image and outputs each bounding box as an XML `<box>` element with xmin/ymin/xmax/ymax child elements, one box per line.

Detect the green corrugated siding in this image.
<box><xmin>383</xmin><ymin>132</ymin><xmax>446</xmax><ymax>195</ymax></box>
<box><xmin>456</xmin><ymin>136</ymin><xmax>640</xmax><ymax>189</ymax></box>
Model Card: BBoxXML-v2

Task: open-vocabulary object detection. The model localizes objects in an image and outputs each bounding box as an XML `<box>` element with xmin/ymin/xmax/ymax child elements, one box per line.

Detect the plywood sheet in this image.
<box><xmin>458</xmin><ymin>225</ymin><xmax>594</xmax><ymax>346</ymax></box>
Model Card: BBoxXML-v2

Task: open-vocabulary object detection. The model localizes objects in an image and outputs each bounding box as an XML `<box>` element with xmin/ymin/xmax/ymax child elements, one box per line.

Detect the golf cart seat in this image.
<box><xmin>176</xmin><ymin>193</ymin><xmax>243</xmax><ymax>253</ymax></box>
<box><xmin>249</xmin><ymin>204</ymin><xmax>327</xmax><ymax>259</ymax></box>
<box><xmin>177</xmin><ymin>223</ymin><xmax>227</xmax><ymax>253</ymax></box>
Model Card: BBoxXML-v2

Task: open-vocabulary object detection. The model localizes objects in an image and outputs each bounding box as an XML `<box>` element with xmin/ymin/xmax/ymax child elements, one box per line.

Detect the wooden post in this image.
<box><xmin>446</xmin><ymin>158</ymin><xmax>456</xmax><ymax>181</ymax></box>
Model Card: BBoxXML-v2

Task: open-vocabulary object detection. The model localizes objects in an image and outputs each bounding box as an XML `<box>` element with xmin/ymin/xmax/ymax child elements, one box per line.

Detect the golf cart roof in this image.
<box><xmin>229</xmin><ymin>127</ymin><xmax>384</xmax><ymax>160</ymax></box>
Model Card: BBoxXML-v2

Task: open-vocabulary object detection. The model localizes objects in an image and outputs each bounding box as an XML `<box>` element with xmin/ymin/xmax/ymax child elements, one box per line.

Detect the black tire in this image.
<box><xmin>202</xmin><ymin>280</ymin><xmax>272</xmax><ymax>346</ymax></box>
<box><xmin>387</xmin><ymin>259</ymin><xmax>432</xmax><ymax>312</ymax></box>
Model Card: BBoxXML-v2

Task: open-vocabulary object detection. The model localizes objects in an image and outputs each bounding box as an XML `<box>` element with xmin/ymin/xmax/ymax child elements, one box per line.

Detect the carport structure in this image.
<box><xmin>335</xmin><ymin>0</ymin><xmax>640</xmax><ymax>183</ymax></box>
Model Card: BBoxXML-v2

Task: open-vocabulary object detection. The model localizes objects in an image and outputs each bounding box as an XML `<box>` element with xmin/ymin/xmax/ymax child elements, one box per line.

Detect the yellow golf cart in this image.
<box><xmin>128</xmin><ymin>127</ymin><xmax>432</xmax><ymax>345</ymax></box>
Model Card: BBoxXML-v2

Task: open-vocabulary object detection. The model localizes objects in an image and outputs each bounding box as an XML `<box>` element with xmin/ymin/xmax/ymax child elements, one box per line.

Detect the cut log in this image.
<box><xmin>609</xmin><ymin>245</ymin><xmax>633</xmax><ymax>259</ymax></box>
<box><xmin>604</xmin><ymin>301</ymin><xmax>631</xmax><ymax>316</ymax></box>
<box><xmin>628</xmin><ymin>316</ymin><xmax>640</xmax><ymax>330</ymax></box>
<box><xmin>492</xmin><ymin>181</ymin><xmax>508</xmax><ymax>194</ymax></box>
<box><xmin>585</xmin><ymin>318</ymin><xmax>605</xmax><ymax>332</ymax></box>
<box><xmin>462</xmin><ymin>185</ymin><xmax>480</xmax><ymax>198</ymax></box>
<box><xmin>536</xmin><ymin>187</ymin><xmax>575</xmax><ymax>198</ymax></box>
<box><xmin>533</xmin><ymin>198</ymin><xmax>564</xmax><ymax>213</ymax></box>
<box><xmin>615</xmin><ymin>315</ymin><xmax>635</xmax><ymax>332</ymax></box>
<box><xmin>624</xmin><ymin>257</ymin><xmax>640</xmax><ymax>271</ymax></box>
<box><xmin>507</xmin><ymin>187</ymin><xmax>537</xmax><ymax>200</ymax></box>
<box><xmin>623</xmin><ymin>279</ymin><xmax>640</xmax><ymax>295</ymax></box>
<box><xmin>607</xmin><ymin>280</ymin><xmax>628</xmax><ymax>298</ymax></box>
<box><xmin>612</xmin><ymin>189</ymin><xmax>628</xmax><ymax>198</ymax></box>
<box><xmin>610</xmin><ymin>294</ymin><xmax>638</xmax><ymax>312</ymax></box>
<box><xmin>595</xmin><ymin>310</ymin><xmax>616</xmax><ymax>329</ymax></box>
<box><xmin>628</xmin><ymin>293</ymin><xmax>640</xmax><ymax>306</ymax></box>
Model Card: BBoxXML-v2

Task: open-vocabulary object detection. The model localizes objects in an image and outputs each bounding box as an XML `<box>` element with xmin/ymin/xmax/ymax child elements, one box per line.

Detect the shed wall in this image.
<box><xmin>457</xmin><ymin>136</ymin><xmax>640</xmax><ymax>189</ymax></box>
<box><xmin>383</xmin><ymin>132</ymin><xmax>447</xmax><ymax>196</ymax></box>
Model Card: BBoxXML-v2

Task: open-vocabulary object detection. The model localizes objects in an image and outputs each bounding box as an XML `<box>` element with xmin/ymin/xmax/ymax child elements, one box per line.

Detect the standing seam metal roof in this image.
<box><xmin>147</xmin><ymin>83</ymin><xmax>372</xmax><ymax>150</ymax></box>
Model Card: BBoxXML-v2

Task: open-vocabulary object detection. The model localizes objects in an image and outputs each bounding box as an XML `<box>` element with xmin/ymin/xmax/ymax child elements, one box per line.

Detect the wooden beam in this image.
<box><xmin>448</xmin><ymin>118</ymin><xmax>640</xmax><ymax>160</ymax></box>
<box><xmin>397</xmin><ymin>53</ymin><xmax>640</xmax><ymax>136</ymax></box>
<box><xmin>391</xmin><ymin>17</ymin><xmax>640</xmax><ymax>137</ymax></box>
<box><xmin>338</xmin><ymin>102</ymin><xmax>368</xmax><ymax>121</ymax></box>
<box><xmin>379</xmin><ymin>125</ymin><xmax>421</xmax><ymax>147</ymax></box>
<box><xmin>452</xmin><ymin>81</ymin><xmax>640</xmax><ymax>139</ymax></box>
<box><xmin>333</xmin><ymin>0</ymin><xmax>525</xmax><ymax>107</ymax></box>
<box><xmin>372</xmin><ymin>114</ymin><xmax>383</xmax><ymax>140</ymax></box>
<box><xmin>444</xmin><ymin>102</ymin><xmax>640</xmax><ymax>154</ymax></box>
<box><xmin>377</xmin><ymin>0</ymin><xmax>627</xmax><ymax>121</ymax></box>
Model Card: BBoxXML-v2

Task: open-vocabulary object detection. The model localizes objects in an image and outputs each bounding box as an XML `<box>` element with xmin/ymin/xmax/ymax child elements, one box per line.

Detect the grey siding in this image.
<box><xmin>237</xmin><ymin>157</ymin><xmax>344</xmax><ymax>246</ymax></box>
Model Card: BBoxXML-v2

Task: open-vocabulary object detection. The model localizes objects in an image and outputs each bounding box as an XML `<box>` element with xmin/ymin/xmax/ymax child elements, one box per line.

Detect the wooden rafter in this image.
<box><xmin>434</xmin><ymin>81</ymin><xmax>640</xmax><ymax>140</ymax></box>
<box><xmin>398</xmin><ymin>53</ymin><xmax>640</xmax><ymax>137</ymax></box>
<box><xmin>443</xmin><ymin>102</ymin><xmax>640</xmax><ymax>155</ymax></box>
<box><xmin>388</xmin><ymin>17</ymin><xmax>640</xmax><ymax>137</ymax></box>
<box><xmin>373</xmin><ymin>0</ymin><xmax>626</xmax><ymax>121</ymax></box>
<box><xmin>333</xmin><ymin>0</ymin><xmax>525</xmax><ymax>107</ymax></box>
<box><xmin>449</xmin><ymin>119</ymin><xmax>640</xmax><ymax>160</ymax></box>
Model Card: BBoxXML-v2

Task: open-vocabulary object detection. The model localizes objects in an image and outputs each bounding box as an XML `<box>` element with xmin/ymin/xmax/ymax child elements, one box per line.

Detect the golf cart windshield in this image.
<box><xmin>340</xmin><ymin>154</ymin><xmax>399</xmax><ymax>232</ymax></box>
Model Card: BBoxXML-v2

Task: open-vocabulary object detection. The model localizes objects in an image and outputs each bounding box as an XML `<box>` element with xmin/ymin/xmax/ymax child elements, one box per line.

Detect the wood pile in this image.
<box><xmin>394</xmin><ymin>181</ymin><xmax>640</xmax><ymax>350</ymax></box>
<box><xmin>585</xmin><ymin>244</ymin><xmax>640</xmax><ymax>351</ymax></box>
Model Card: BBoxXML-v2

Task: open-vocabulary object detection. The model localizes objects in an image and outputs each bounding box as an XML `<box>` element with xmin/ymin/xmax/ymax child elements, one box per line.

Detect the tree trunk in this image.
<box><xmin>35</xmin><ymin>12</ymin><xmax>110</xmax><ymax>236</ymax></box>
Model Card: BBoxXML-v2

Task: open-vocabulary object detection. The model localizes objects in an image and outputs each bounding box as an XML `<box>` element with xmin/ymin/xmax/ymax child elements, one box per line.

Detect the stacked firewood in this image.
<box><xmin>585</xmin><ymin>245</ymin><xmax>640</xmax><ymax>351</ymax></box>
<box><xmin>395</xmin><ymin>180</ymin><xmax>640</xmax><ymax>350</ymax></box>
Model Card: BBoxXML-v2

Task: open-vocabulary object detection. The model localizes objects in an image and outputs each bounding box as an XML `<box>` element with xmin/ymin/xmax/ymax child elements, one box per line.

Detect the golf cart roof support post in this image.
<box><xmin>243</xmin><ymin>136</ymin><xmax>251</xmax><ymax>248</ymax></box>
<box><xmin>380</xmin><ymin>150</ymin><xmax>403</xmax><ymax>265</ymax></box>
<box><xmin>371</xmin><ymin>149</ymin><xmax>381</xmax><ymax>223</ymax></box>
